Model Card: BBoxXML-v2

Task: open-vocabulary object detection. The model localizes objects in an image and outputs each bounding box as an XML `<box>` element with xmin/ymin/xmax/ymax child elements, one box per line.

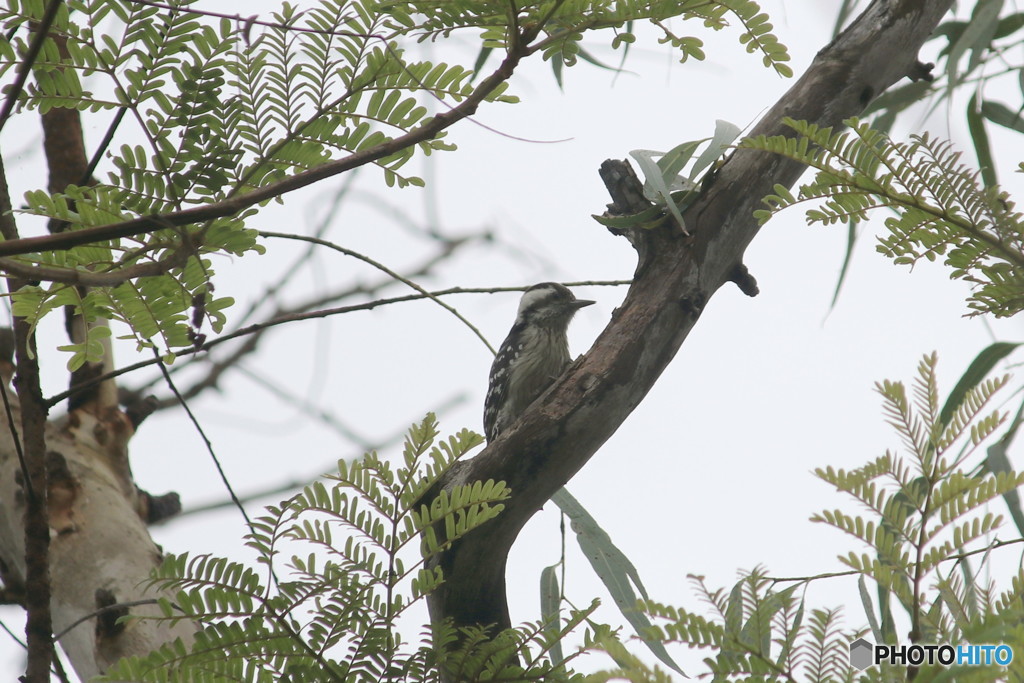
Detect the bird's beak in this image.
<box><xmin>572</xmin><ymin>299</ymin><xmax>595</xmax><ymax>309</ymax></box>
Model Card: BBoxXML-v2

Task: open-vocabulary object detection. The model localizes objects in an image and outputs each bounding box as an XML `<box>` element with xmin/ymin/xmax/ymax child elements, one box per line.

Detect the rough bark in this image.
<box><xmin>0</xmin><ymin>129</ymin><xmax>54</xmax><ymax>682</ymax></box>
<box><xmin>425</xmin><ymin>0</ymin><xmax>954</xmax><ymax>637</ymax></box>
<box><xmin>12</xmin><ymin>290</ymin><xmax>52</xmax><ymax>683</ymax></box>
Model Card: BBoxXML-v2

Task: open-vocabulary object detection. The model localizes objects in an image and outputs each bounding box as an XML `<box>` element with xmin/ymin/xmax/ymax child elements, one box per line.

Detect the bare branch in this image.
<box><xmin>170</xmin><ymin>391</ymin><xmax>466</xmax><ymax>521</ymax></box>
<box><xmin>260</xmin><ymin>230</ymin><xmax>498</xmax><ymax>354</ymax></box>
<box><xmin>51</xmin><ymin>282</ymin><xmax>630</xmax><ymax>408</ymax></box>
<box><xmin>232</xmin><ymin>176</ymin><xmax>359</xmax><ymax>329</ymax></box>
<box><xmin>129</xmin><ymin>231</ymin><xmax>485</xmax><ymax>405</ymax></box>
<box><xmin>127</xmin><ymin>0</ymin><xmax>359</xmax><ymax>39</ymax></box>
<box><xmin>151</xmin><ymin>350</ymin><xmax>254</xmax><ymax>533</ymax></box>
<box><xmin>232</xmin><ymin>364</ymin><xmax>402</xmax><ymax>447</ymax></box>
<box><xmin>765</xmin><ymin>536</ymin><xmax>1024</xmax><ymax>585</ymax></box>
<box><xmin>52</xmin><ymin>599</ymin><xmax>159</xmax><ymax>642</ymax></box>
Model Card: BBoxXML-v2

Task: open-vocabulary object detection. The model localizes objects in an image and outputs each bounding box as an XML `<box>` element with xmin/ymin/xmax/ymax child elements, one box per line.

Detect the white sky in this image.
<box><xmin>2</xmin><ymin>0</ymin><xmax>1024</xmax><ymax>679</ymax></box>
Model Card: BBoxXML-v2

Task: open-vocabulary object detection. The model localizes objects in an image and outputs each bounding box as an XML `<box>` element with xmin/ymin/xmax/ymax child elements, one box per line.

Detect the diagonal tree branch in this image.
<box><xmin>0</xmin><ymin>46</ymin><xmax>526</xmax><ymax>259</ymax></box>
<box><xmin>423</xmin><ymin>0</ymin><xmax>953</xmax><ymax>642</ymax></box>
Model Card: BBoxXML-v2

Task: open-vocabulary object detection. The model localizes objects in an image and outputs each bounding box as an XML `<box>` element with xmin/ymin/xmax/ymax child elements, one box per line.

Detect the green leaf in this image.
<box><xmin>591</xmin><ymin>204</ymin><xmax>664</xmax><ymax>229</ymax></box>
<box><xmin>687</xmin><ymin>119</ymin><xmax>741</xmax><ymax>181</ymax></box>
<box><xmin>471</xmin><ymin>45</ymin><xmax>492</xmax><ymax>82</ymax></box>
<box><xmin>630</xmin><ymin>126</ymin><xmax>739</xmax><ymax>234</ymax></box>
<box><xmin>947</xmin><ymin>0</ymin><xmax>1004</xmax><ymax>86</ymax></box>
<box><xmin>862</xmin><ymin>80</ymin><xmax>932</xmax><ymax>119</ymax></box>
<box><xmin>968</xmin><ymin>93</ymin><xmax>998</xmax><ymax>188</ymax></box>
<box><xmin>939</xmin><ymin>342</ymin><xmax>1020</xmax><ymax>428</ymax></box>
<box><xmin>630</xmin><ymin>148</ymin><xmax>690</xmax><ymax>233</ymax></box>
<box><xmin>539</xmin><ymin>564</ymin><xmax>564</xmax><ymax>665</ymax></box>
<box><xmin>656</xmin><ymin>140</ymin><xmax>706</xmax><ymax>180</ymax></box>
<box><xmin>774</xmin><ymin>592</ymin><xmax>805</xmax><ymax>670</ymax></box>
<box><xmin>829</xmin><ymin>218</ymin><xmax>858</xmax><ymax>310</ymax></box>
<box><xmin>984</xmin><ymin>396</ymin><xmax>1024</xmax><ymax>536</ymax></box>
<box><xmin>995</xmin><ymin>11</ymin><xmax>1024</xmax><ymax>37</ymax></box>
<box><xmin>739</xmin><ymin>583</ymin><xmax>795</xmax><ymax>658</ymax></box>
<box><xmin>830</xmin><ymin>0</ymin><xmax>858</xmax><ymax>37</ymax></box>
<box><xmin>981</xmin><ymin>99</ymin><xmax>1024</xmax><ymax>133</ymax></box>
<box><xmin>552</xmin><ymin>487</ymin><xmax>684</xmax><ymax>675</ymax></box>
<box><xmin>858</xmin><ymin>575</ymin><xmax>884</xmax><ymax>642</ymax></box>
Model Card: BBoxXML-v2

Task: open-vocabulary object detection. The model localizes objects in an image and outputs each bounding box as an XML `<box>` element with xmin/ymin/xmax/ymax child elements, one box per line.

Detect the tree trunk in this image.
<box><xmin>425</xmin><ymin>0</ymin><xmax>953</xmax><ymax>639</ymax></box>
<box><xmin>0</xmin><ymin>29</ymin><xmax>196</xmax><ymax>681</ymax></box>
<box><xmin>0</xmin><ymin>403</ymin><xmax>196</xmax><ymax>680</ymax></box>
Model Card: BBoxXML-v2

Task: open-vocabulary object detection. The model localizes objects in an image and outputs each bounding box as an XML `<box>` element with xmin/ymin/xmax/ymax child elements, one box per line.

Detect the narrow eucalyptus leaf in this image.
<box><xmin>985</xmin><ymin>421</ymin><xmax>1024</xmax><ymax>536</ymax></box>
<box><xmin>551</xmin><ymin>488</ymin><xmax>684</xmax><ymax>675</ymax></box>
<box><xmin>829</xmin><ymin>218</ymin><xmax>858</xmax><ymax>310</ymax></box>
<box><xmin>688</xmin><ymin>119</ymin><xmax>740</xmax><ymax>181</ymax></box>
<box><xmin>939</xmin><ymin>342</ymin><xmax>1019</xmax><ymax>428</ymax></box>
<box><xmin>968</xmin><ymin>93</ymin><xmax>998</xmax><ymax>188</ymax></box>
<box><xmin>858</xmin><ymin>575</ymin><xmax>883</xmax><ymax>642</ymax></box>
<box><xmin>981</xmin><ymin>99</ymin><xmax>1024</xmax><ymax>133</ymax></box>
<box><xmin>591</xmin><ymin>204</ymin><xmax>664</xmax><ymax>229</ymax></box>
<box><xmin>539</xmin><ymin>565</ymin><xmax>564</xmax><ymax>665</ymax></box>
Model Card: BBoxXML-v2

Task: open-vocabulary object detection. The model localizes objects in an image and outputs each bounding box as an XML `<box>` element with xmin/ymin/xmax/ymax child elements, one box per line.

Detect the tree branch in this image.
<box><xmin>50</xmin><ymin>282</ymin><xmax>630</xmax><ymax>408</ymax></box>
<box><xmin>0</xmin><ymin>46</ymin><xmax>526</xmax><ymax>259</ymax></box>
<box><xmin>765</xmin><ymin>536</ymin><xmax>1024</xmax><ymax>585</ymax></box>
<box><xmin>129</xmin><ymin>236</ymin><xmax>477</xmax><ymax>407</ymax></box>
<box><xmin>259</xmin><ymin>231</ymin><xmax>497</xmax><ymax>354</ymax></box>
<box><xmin>0</xmin><ymin>249</ymin><xmax>189</xmax><ymax>287</ymax></box>
<box><xmin>0</xmin><ymin>146</ymin><xmax>53</xmax><ymax>683</ymax></box>
<box><xmin>423</xmin><ymin>0</ymin><xmax>956</xmax><ymax>638</ymax></box>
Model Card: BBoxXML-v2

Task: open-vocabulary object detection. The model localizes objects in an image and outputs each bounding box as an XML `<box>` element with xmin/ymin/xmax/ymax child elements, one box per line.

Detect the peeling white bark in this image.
<box><xmin>0</xmin><ymin>403</ymin><xmax>195</xmax><ymax>680</ymax></box>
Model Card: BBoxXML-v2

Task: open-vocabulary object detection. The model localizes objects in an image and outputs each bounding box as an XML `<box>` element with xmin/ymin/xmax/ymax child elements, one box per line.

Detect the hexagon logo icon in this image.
<box><xmin>850</xmin><ymin>637</ymin><xmax>874</xmax><ymax>670</ymax></box>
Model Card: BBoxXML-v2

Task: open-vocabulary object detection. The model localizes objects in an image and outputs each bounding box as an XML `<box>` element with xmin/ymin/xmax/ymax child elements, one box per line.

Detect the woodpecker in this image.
<box><xmin>483</xmin><ymin>283</ymin><xmax>594</xmax><ymax>441</ymax></box>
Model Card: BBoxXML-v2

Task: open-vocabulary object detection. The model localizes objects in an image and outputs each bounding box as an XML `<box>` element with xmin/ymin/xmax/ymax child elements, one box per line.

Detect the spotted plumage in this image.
<box><xmin>483</xmin><ymin>283</ymin><xmax>593</xmax><ymax>441</ymax></box>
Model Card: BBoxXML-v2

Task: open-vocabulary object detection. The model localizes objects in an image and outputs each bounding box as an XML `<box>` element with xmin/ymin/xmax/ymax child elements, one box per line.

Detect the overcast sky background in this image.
<box><xmin>2</xmin><ymin>0</ymin><xmax>1024</xmax><ymax>678</ymax></box>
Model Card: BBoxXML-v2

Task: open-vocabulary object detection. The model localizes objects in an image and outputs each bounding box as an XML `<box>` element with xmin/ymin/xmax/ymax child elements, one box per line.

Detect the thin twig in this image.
<box><xmin>80</xmin><ymin>107</ymin><xmax>127</xmax><ymax>187</ymax></box>
<box><xmin>125</xmin><ymin>0</ymin><xmax>566</xmax><ymax>147</ymax></box>
<box><xmin>151</xmin><ymin>349</ymin><xmax>254</xmax><ymax>533</ymax></box>
<box><xmin>766</xmin><ymin>536</ymin><xmax>1024</xmax><ymax>585</ymax></box>
<box><xmin>234</xmin><ymin>364</ymin><xmax>379</xmax><ymax>447</ymax></box>
<box><xmin>48</xmin><ymin>645</ymin><xmax>70</xmax><ymax>683</ymax></box>
<box><xmin>259</xmin><ymin>230</ymin><xmax>498</xmax><ymax>354</ymax></box>
<box><xmin>0</xmin><ymin>616</ymin><xmax>25</xmax><ymax>648</ymax></box>
<box><xmin>173</xmin><ymin>391</ymin><xmax>466</xmax><ymax>520</ymax></box>
<box><xmin>128</xmin><ymin>0</ymin><xmax>358</xmax><ymax>39</ymax></box>
<box><xmin>52</xmin><ymin>599</ymin><xmax>159</xmax><ymax>641</ymax></box>
<box><xmin>0</xmin><ymin>376</ymin><xmax>30</xmax><ymax>501</ymax></box>
<box><xmin>0</xmin><ymin>17</ymin><xmax>528</xmax><ymax>259</ymax></box>
<box><xmin>48</xmin><ymin>281</ymin><xmax>629</xmax><ymax>407</ymax></box>
<box><xmin>131</xmin><ymin>229</ymin><xmax>476</xmax><ymax>402</ymax></box>
<box><xmin>234</xmin><ymin>175</ymin><xmax>357</xmax><ymax>329</ymax></box>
